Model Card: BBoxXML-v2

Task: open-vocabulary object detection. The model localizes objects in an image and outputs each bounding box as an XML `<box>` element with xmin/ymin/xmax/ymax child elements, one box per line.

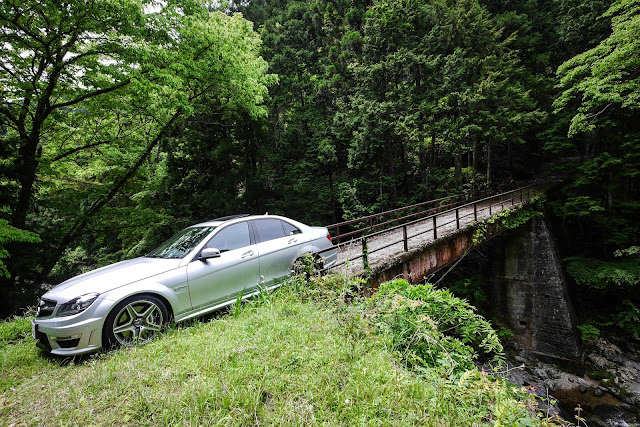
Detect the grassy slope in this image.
<box><xmin>0</xmin><ymin>278</ymin><xmax>540</xmax><ymax>426</ymax></box>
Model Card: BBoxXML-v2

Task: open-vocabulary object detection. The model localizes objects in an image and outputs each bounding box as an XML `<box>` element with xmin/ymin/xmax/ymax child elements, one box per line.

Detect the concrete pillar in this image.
<box><xmin>492</xmin><ymin>217</ymin><xmax>581</xmax><ymax>360</ymax></box>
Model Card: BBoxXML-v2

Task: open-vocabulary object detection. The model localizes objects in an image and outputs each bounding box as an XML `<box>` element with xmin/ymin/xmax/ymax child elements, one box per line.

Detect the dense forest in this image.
<box><xmin>1</xmin><ymin>0</ymin><xmax>639</xmax><ymax>342</ymax></box>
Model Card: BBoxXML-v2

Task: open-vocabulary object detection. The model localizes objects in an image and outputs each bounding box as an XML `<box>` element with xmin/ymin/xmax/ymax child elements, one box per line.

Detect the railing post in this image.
<box><xmin>474</xmin><ymin>203</ymin><xmax>477</xmax><ymax>221</ymax></box>
<box><xmin>489</xmin><ymin>203</ymin><xmax>492</xmax><ymax>216</ymax></box>
<box><xmin>455</xmin><ymin>208</ymin><xmax>460</xmax><ymax>229</ymax></box>
<box><xmin>501</xmin><ymin>196</ymin><xmax>504</xmax><ymax>211</ymax></box>
<box><xmin>433</xmin><ymin>215</ymin><xmax>437</xmax><ymax>240</ymax></box>
<box><xmin>511</xmin><ymin>193</ymin><xmax>515</xmax><ymax>206</ymax></box>
<box><xmin>362</xmin><ymin>237</ymin><xmax>368</xmax><ymax>270</ymax></box>
<box><xmin>369</xmin><ymin>217</ymin><xmax>373</xmax><ymax>232</ymax></box>
<box><xmin>520</xmin><ymin>189</ymin><xmax>523</xmax><ymax>203</ymax></box>
<box><xmin>403</xmin><ymin>225</ymin><xmax>408</xmax><ymax>252</ymax></box>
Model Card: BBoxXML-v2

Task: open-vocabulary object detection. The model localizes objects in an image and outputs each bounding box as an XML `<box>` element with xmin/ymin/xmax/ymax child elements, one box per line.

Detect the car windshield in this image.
<box><xmin>147</xmin><ymin>226</ymin><xmax>216</xmax><ymax>259</ymax></box>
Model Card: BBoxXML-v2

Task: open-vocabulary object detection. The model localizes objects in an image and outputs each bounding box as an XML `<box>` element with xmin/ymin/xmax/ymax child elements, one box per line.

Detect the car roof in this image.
<box><xmin>191</xmin><ymin>214</ymin><xmax>249</xmax><ymax>228</ymax></box>
<box><xmin>193</xmin><ymin>213</ymin><xmax>296</xmax><ymax>228</ymax></box>
<box><xmin>191</xmin><ymin>214</ymin><xmax>311</xmax><ymax>233</ymax></box>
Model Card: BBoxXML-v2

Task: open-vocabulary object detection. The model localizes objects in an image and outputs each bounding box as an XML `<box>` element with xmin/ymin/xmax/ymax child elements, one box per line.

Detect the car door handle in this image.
<box><xmin>241</xmin><ymin>250</ymin><xmax>254</xmax><ymax>258</ymax></box>
<box><xmin>288</xmin><ymin>238</ymin><xmax>297</xmax><ymax>244</ymax></box>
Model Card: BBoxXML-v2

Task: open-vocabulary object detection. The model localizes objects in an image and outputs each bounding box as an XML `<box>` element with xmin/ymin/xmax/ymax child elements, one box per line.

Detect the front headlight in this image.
<box><xmin>58</xmin><ymin>293</ymin><xmax>99</xmax><ymax>317</ymax></box>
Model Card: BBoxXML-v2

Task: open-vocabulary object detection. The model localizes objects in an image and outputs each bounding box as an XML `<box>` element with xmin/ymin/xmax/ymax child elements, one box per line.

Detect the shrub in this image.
<box><xmin>363</xmin><ymin>279</ymin><xmax>504</xmax><ymax>375</ymax></box>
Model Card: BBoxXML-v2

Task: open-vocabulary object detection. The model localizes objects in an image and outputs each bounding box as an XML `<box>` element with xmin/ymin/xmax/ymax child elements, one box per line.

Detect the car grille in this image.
<box><xmin>37</xmin><ymin>298</ymin><xmax>57</xmax><ymax>318</ymax></box>
<box><xmin>56</xmin><ymin>337</ymin><xmax>80</xmax><ymax>348</ymax></box>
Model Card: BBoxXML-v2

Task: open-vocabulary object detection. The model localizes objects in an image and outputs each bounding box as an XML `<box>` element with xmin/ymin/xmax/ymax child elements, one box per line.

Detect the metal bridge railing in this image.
<box><xmin>317</xmin><ymin>184</ymin><xmax>541</xmax><ymax>273</ymax></box>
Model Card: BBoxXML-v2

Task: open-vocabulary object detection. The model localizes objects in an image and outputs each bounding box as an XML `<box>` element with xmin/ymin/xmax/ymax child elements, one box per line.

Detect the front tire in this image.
<box><xmin>103</xmin><ymin>295</ymin><xmax>168</xmax><ymax>349</ymax></box>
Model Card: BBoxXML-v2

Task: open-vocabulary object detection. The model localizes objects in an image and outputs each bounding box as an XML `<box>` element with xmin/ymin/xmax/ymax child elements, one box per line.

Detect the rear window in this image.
<box><xmin>253</xmin><ymin>219</ymin><xmax>286</xmax><ymax>242</ymax></box>
<box><xmin>282</xmin><ymin>221</ymin><xmax>301</xmax><ymax>236</ymax></box>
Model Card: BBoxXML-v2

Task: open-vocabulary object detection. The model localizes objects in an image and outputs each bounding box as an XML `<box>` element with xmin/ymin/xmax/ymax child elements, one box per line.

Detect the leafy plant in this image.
<box><xmin>473</xmin><ymin>196</ymin><xmax>544</xmax><ymax>244</ymax></box>
<box><xmin>577</xmin><ymin>323</ymin><xmax>601</xmax><ymax>344</ymax></box>
<box><xmin>364</xmin><ymin>279</ymin><xmax>504</xmax><ymax>374</ymax></box>
<box><xmin>565</xmin><ymin>256</ymin><xmax>640</xmax><ymax>289</ymax></box>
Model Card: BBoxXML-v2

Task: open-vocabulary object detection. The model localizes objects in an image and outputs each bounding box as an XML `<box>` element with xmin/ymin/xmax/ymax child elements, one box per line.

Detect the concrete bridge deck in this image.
<box><xmin>325</xmin><ymin>186</ymin><xmax>542</xmax><ymax>281</ymax></box>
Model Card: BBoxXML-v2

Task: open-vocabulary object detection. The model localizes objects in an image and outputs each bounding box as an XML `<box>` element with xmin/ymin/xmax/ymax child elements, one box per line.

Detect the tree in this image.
<box><xmin>552</xmin><ymin>0</ymin><xmax>640</xmax><ymax>340</ymax></box>
<box><xmin>0</xmin><ymin>0</ymin><xmax>273</xmax><ymax>313</ymax></box>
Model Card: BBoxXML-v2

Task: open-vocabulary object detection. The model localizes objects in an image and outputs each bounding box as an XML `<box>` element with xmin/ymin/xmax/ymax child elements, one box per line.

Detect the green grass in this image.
<box><xmin>1</xmin><ymin>276</ymin><xmax>546</xmax><ymax>426</ymax></box>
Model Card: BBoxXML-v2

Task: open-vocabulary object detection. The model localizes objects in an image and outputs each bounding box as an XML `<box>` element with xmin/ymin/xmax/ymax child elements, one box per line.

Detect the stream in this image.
<box><xmin>501</xmin><ymin>338</ymin><xmax>640</xmax><ymax>426</ymax></box>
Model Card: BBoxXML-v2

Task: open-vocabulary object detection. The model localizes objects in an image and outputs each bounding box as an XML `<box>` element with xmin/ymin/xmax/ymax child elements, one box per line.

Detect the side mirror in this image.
<box><xmin>200</xmin><ymin>248</ymin><xmax>221</xmax><ymax>260</ymax></box>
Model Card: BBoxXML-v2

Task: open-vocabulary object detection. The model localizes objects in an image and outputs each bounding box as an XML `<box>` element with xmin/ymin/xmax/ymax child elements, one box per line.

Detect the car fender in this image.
<box><xmin>101</xmin><ymin>281</ymin><xmax>184</xmax><ymax>318</ymax></box>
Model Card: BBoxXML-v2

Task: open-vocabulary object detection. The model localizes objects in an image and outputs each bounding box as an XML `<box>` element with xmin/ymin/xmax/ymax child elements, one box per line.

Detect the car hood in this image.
<box><xmin>44</xmin><ymin>257</ymin><xmax>182</xmax><ymax>302</ymax></box>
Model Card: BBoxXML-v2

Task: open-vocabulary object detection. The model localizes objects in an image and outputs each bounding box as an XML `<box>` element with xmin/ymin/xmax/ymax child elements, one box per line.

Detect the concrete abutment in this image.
<box><xmin>365</xmin><ymin>216</ymin><xmax>581</xmax><ymax>360</ymax></box>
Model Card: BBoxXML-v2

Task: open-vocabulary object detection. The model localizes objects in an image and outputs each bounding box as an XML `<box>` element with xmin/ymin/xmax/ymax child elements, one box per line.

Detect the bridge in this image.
<box><xmin>319</xmin><ymin>183</ymin><xmax>582</xmax><ymax>361</ymax></box>
<box><xmin>322</xmin><ymin>185</ymin><xmax>543</xmax><ymax>286</ymax></box>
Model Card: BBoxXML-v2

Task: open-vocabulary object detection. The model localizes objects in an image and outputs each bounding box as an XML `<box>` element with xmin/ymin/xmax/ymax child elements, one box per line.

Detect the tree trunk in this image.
<box><xmin>12</xmin><ymin>136</ymin><xmax>41</xmax><ymax>229</ymax></box>
<box><xmin>431</xmin><ymin>130</ymin><xmax>436</xmax><ymax>164</ymax></box>
<box><xmin>454</xmin><ymin>149</ymin><xmax>462</xmax><ymax>184</ymax></box>
<box><xmin>508</xmin><ymin>141</ymin><xmax>513</xmax><ymax>179</ymax></box>
<box><xmin>486</xmin><ymin>139</ymin><xmax>492</xmax><ymax>187</ymax></box>
<box><xmin>473</xmin><ymin>138</ymin><xmax>478</xmax><ymax>173</ymax></box>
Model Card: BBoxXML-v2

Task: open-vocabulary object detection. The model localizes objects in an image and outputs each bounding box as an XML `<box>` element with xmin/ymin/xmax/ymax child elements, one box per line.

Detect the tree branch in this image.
<box><xmin>52</xmin><ymin>140</ymin><xmax>113</xmax><ymax>162</ymax></box>
<box><xmin>47</xmin><ymin>79</ymin><xmax>131</xmax><ymax>112</ymax></box>
<box><xmin>585</xmin><ymin>102</ymin><xmax>614</xmax><ymax>120</ymax></box>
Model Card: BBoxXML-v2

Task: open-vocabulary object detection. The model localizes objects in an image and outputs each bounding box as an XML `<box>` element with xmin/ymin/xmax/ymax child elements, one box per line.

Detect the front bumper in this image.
<box><xmin>32</xmin><ymin>313</ymin><xmax>105</xmax><ymax>356</ymax></box>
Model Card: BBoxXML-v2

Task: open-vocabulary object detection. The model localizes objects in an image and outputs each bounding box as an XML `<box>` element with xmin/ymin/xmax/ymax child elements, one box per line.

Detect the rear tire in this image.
<box><xmin>103</xmin><ymin>295</ymin><xmax>168</xmax><ymax>349</ymax></box>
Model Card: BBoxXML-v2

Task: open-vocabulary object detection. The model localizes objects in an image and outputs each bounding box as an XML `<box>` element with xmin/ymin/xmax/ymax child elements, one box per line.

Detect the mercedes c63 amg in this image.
<box><xmin>33</xmin><ymin>214</ymin><xmax>337</xmax><ymax>355</ymax></box>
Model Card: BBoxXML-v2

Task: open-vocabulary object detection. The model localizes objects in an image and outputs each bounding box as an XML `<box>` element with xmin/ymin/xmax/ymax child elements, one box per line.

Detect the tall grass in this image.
<box><xmin>0</xmin><ymin>276</ymin><xmax>548</xmax><ymax>425</ymax></box>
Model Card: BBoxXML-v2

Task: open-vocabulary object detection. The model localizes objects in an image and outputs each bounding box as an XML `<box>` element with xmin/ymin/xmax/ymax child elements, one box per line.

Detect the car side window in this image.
<box><xmin>281</xmin><ymin>220</ymin><xmax>301</xmax><ymax>236</ymax></box>
<box><xmin>205</xmin><ymin>222</ymin><xmax>250</xmax><ymax>252</ymax></box>
<box><xmin>253</xmin><ymin>219</ymin><xmax>286</xmax><ymax>243</ymax></box>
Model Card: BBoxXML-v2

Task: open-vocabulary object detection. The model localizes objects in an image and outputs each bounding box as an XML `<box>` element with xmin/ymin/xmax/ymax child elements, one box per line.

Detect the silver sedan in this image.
<box><xmin>32</xmin><ymin>214</ymin><xmax>337</xmax><ymax>355</ymax></box>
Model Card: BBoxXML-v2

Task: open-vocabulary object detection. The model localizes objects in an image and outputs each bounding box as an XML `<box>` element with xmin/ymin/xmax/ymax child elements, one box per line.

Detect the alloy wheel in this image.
<box><xmin>111</xmin><ymin>299</ymin><xmax>164</xmax><ymax>346</ymax></box>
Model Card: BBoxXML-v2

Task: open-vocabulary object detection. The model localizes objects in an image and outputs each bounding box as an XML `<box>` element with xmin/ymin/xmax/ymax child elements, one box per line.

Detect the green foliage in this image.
<box><xmin>0</xmin><ymin>220</ymin><xmax>40</xmax><ymax>278</ymax></box>
<box><xmin>616</xmin><ymin>246</ymin><xmax>640</xmax><ymax>257</ymax></box>
<box><xmin>549</xmin><ymin>0</ymin><xmax>640</xmax><ymax>279</ymax></box>
<box><xmin>449</xmin><ymin>276</ymin><xmax>489</xmax><ymax>308</ymax></box>
<box><xmin>577</xmin><ymin>323</ymin><xmax>601</xmax><ymax>344</ymax></box>
<box><xmin>0</xmin><ymin>0</ymin><xmax>274</xmax><ymax>311</ymax></box>
<box><xmin>579</xmin><ymin>300</ymin><xmax>640</xmax><ymax>341</ymax></box>
<box><xmin>473</xmin><ymin>196</ymin><xmax>545</xmax><ymax>244</ymax></box>
<box><xmin>365</xmin><ymin>279</ymin><xmax>504</xmax><ymax>374</ymax></box>
<box><xmin>555</xmin><ymin>0</ymin><xmax>640</xmax><ymax>136</ymax></box>
<box><xmin>612</xmin><ymin>300</ymin><xmax>640</xmax><ymax>340</ymax></box>
<box><xmin>565</xmin><ymin>256</ymin><xmax>640</xmax><ymax>289</ymax></box>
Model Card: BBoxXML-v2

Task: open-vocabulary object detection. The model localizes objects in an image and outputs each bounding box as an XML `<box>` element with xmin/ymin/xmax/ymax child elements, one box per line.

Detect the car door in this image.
<box><xmin>186</xmin><ymin>221</ymin><xmax>259</xmax><ymax>310</ymax></box>
<box><xmin>252</xmin><ymin>218</ymin><xmax>307</xmax><ymax>287</ymax></box>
